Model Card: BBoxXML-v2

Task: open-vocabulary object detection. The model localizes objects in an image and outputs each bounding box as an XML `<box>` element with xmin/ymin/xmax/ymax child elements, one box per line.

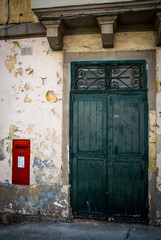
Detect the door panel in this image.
<box><xmin>77</xmin><ymin>100</ymin><xmax>103</xmax><ymax>153</ymax></box>
<box><xmin>108</xmin><ymin>95</ymin><xmax>145</xmax><ymax>156</ymax></box>
<box><xmin>108</xmin><ymin>94</ymin><xmax>148</xmax><ymax>220</ymax></box>
<box><xmin>71</xmin><ymin>94</ymin><xmax>107</xmax><ymax>218</ymax></box>
<box><xmin>72</xmin><ymin>94</ymin><xmax>107</xmax><ymax>156</ymax></box>
<box><xmin>73</xmin><ymin>156</ymin><xmax>106</xmax><ymax>217</ymax></box>
<box><xmin>108</xmin><ymin>161</ymin><xmax>146</xmax><ymax>215</ymax></box>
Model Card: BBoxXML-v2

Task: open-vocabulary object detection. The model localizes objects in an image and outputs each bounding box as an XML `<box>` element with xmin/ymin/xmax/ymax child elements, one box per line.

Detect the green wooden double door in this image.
<box><xmin>70</xmin><ymin>91</ymin><xmax>148</xmax><ymax>222</ymax></box>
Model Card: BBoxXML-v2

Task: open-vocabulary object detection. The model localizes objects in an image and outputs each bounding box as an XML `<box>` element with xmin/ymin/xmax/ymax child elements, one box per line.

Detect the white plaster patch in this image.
<box><xmin>67</xmin><ymin>145</ymin><xmax>69</xmax><ymax>162</ymax></box>
<box><xmin>54</xmin><ymin>202</ymin><xmax>63</xmax><ymax>208</ymax></box>
<box><xmin>9</xmin><ymin>203</ymin><xmax>13</xmax><ymax>209</ymax></box>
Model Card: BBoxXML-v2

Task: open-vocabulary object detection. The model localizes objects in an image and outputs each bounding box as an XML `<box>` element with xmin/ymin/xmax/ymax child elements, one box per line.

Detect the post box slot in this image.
<box><xmin>15</xmin><ymin>146</ymin><xmax>27</xmax><ymax>149</ymax></box>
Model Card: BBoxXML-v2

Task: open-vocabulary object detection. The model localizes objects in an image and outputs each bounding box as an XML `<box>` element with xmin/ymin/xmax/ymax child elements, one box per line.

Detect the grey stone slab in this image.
<box><xmin>0</xmin><ymin>23</ymin><xmax>46</xmax><ymax>39</ymax></box>
<box><xmin>0</xmin><ymin>222</ymin><xmax>161</xmax><ymax>240</ymax></box>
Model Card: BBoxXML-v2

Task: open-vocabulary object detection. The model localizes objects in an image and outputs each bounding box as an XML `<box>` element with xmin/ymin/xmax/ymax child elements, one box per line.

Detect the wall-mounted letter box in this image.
<box><xmin>12</xmin><ymin>139</ymin><xmax>30</xmax><ymax>185</ymax></box>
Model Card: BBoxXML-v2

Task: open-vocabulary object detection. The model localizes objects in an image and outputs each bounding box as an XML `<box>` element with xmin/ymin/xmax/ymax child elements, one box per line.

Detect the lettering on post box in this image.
<box><xmin>12</xmin><ymin>139</ymin><xmax>30</xmax><ymax>185</ymax></box>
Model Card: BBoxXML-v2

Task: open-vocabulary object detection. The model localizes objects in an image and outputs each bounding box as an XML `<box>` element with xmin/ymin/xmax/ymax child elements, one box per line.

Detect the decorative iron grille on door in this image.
<box><xmin>71</xmin><ymin>61</ymin><xmax>146</xmax><ymax>90</ymax></box>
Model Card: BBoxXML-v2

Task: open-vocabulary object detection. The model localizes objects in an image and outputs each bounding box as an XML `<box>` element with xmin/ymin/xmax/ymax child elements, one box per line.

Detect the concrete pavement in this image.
<box><xmin>0</xmin><ymin>221</ymin><xmax>161</xmax><ymax>240</ymax></box>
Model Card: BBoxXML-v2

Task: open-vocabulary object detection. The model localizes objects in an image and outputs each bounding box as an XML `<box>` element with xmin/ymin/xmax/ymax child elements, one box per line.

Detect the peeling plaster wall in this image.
<box><xmin>0</xmin><ymin>184</ymin><xmax>68</xmax><ymax>219</ymax></box>
<box><xmin>0</xmin><ymin>38</ymin><xmax>68</xmax><ymax>219</ymax></box>
<box><xmin>156</xmin><ymin>49</ymin><xmax>161</xmax><ymax>225</ymax></box>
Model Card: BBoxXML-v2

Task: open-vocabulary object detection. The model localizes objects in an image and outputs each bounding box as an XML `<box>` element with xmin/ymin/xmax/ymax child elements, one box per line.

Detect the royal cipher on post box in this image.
<box><xmin>12</xmin><ymin>139</ymin><xmax>30</xmax><ymax>185</ymax></box>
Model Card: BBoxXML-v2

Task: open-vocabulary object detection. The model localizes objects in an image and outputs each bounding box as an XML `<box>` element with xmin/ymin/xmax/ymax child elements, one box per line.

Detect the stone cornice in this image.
<box><xmin>32</xmin><ymin>0</ymin><xmax>161</xmax><ymax>20</ymax></box>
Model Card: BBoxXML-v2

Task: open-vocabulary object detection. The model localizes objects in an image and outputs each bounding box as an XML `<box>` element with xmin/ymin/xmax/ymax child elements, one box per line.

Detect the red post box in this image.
<box><xmin>12</xmin><ymin>139</ymin><xmax>30</xmax><ymax>185</ymax></box>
